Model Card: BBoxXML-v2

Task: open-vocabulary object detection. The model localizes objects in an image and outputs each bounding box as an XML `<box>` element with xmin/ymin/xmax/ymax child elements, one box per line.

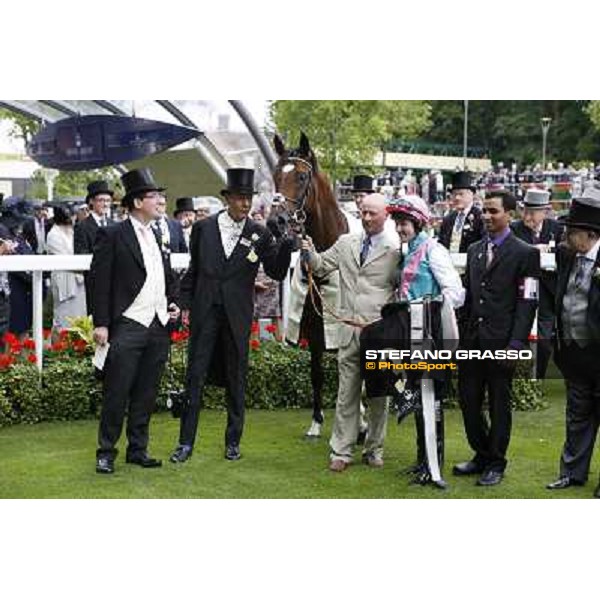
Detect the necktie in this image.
<box><xmin>360</xmin><ymin>236</ymin><xmax>371</xmax><ymax>266</ymax></box>
<box><xmin>454</xmin><ymin>212</ymin><xmax>465</xmax><ymax>232</ymax></box>
<box><xmin>486</xmin><ymin>242</ymin><xmax>497</xmax><ymax>267</ymax></box>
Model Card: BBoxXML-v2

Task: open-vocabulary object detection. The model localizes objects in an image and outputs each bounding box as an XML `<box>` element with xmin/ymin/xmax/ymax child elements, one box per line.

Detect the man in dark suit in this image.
<box><xmin>90</xmin><ymin>169</ymin><xmax>180</xmax><ymax>475</ymax></box>
<box><xmin>437</xmin><ymin>171</ymin><xmax>485</xmax><ymax>254</ymax></box>
<box><xmin>170</xmin><ymin>168</ymin><xmax>295</xmax><ymax>463</ymax></box>
<box><xmin>75</xmin><ymin>180</ymin><xmax>115</xmax><ymax>314</ymax></box>
<box><xmin>511</xmin><ymin>188</ymin><xmax>564</xmax><ymax>379</ymax></box>
<box><xmin>454</xmin><ymin>190</ymin><xmax>540</xmax><ymax>486</ymax></box>
<box><xmin>153</xmin><ymin>192</ymin><xmax>188</xmax><ymax>253</ymax></box>
<box><xmin>547</xmin><ymin>183</ymin><xmax>600</xmax><ymax>498</ymax></box>
<box><xmin>22</xmin><ymin>201</ymin><xmax>53</xmax><ymax>254</ymax></box>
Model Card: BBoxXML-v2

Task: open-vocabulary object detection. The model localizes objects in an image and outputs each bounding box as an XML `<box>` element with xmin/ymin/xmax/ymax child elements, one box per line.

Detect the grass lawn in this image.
<box><xmin>0</xmin><ymin>379</ymin><xmax>598</xmax><ymax>499</ymax></box>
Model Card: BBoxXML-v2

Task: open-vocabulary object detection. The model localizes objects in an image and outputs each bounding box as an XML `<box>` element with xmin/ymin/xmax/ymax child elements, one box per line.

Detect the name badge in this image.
<box><xmin>240</xmin><ymin>237</ymin><xmax>251</xmax><ymax>247</ymax></box>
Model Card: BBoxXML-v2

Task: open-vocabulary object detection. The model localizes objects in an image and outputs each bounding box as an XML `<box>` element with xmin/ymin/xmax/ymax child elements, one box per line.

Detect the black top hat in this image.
<box><xmin>562</xmin><ymin>183</ymin><xmax>600</xmax><ymax>232</ymax></box>
<box><xmin>449</xmin><ymin>171</ymin><xmax>475</xmax><ymax>192</ymax></box>
<box><xmin>220</xmin><ymin>168</ymin><xmax>256</xmax><ymax>197</ymax></box>
<box><xmin>86</xmin><ymin>180</ymin><xmax>114</xmax><ymax>201</ymax></box>
<box><xmin>174</xmin><ymin>197</ymin><xmax>195</xmax><ymax>216</ymax></box>
<box><xmin>351</xmin><ymin>175</ymin><xmax>375</xmax><ymax>194</ymax></box>
<box><xmin>120</xmin><ymin>168</ymin><xmax>165</xmax><ymax>207</ymax></box>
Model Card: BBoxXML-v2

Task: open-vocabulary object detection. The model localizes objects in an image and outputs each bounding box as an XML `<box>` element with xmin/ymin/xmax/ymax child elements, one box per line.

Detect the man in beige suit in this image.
<box><xmin>302</xmin><ymin>194</ymin><xmax>399</xmax><ymax>471</ymax></box>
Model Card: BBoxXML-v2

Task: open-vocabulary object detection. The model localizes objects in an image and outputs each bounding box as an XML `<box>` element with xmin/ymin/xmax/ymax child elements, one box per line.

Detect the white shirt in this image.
<box><xmin>34</xmin><ymin>217</ymin><xmax>46</xmax><ymax>254</ymax></box>
<box><xmin>123</xmin><ymin>216</ymin><xmax>168</xmax><ymax>327</ymax></box>
<box><xmin>218</xmin><ymin>211</ymin><xmax>246</xmax><ymax>258</ymax></box>
<box><xmin>155</xmin><ymin>216</ymin><xmax>171</xmax><ymax>247</ymax></box>
<box><xmin>91</xmin><ymin>212</ymin><xmax>107</xmax><ymax>228</ymax></box>
<box><xmin>428</xmin><ymin>242</ymin><xmax>465</xmax><ymax>308</ymax></box>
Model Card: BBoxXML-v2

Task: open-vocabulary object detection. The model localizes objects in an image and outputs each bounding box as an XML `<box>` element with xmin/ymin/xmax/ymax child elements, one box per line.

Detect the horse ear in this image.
<box><xmin>299</xmin><ymin>131</ymin><xmax>311</xmax><ymax>156</ymax></box>
<box><xmin>273</xmin><ymin>134</ymin><xmax>286</xmax><ymax>157</ymax></box>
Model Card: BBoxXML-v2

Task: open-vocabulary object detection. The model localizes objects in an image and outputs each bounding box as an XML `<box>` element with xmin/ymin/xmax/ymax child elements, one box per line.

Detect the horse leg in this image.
<box><xmin>305</xmin><ymin>345</ymin><xmax>325</xmax><ymax>437</ymax></box>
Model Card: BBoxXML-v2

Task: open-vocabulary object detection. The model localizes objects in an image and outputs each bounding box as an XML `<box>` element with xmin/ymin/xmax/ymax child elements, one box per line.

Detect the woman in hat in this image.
<box><xmin>387</xmin><ymin>195</ymin><xmax>464</xmax><ymax>487</ymax></box>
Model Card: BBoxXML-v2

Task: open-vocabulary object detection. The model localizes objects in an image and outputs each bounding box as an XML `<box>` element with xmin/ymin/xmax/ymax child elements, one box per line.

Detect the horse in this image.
<box><xmin>272</xmin><ymin>132</ymin><xmax>362</xmax><ymax>437</ymax></box>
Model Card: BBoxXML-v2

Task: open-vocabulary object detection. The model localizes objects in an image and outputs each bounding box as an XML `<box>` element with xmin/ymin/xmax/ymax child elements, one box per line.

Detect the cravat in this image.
<box><xmin>575</xmin><ymin>255</ymin><xmax>591</xmax><ymax>288</ymax></box>
<box><xmin>360</xmin><ymin>236</ymin><xmax>372</xmax><ymax>266</ymax></box>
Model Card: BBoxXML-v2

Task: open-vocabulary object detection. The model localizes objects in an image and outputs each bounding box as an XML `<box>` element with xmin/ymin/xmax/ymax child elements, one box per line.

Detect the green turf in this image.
<box><xmin>0</xmin><ymin>379</ymin><xmax>598</xmax><ymax>498</ymax></box>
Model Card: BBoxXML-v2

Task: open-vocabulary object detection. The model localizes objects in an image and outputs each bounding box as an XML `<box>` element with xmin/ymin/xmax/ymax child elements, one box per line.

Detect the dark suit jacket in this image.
<box><xmin>89</xmin><ymin>219</ymin><xmax>179</xmax><ymax>331</ymax></box>
<box><xmin>167</xmin><ymin>218</ymin><xmax>188</xmax><ymax>253</ymax></box>
<box><xmin>553</xmin><ymin>243</ymin><xmax>600</xmax><ymax>377</ymax></box>
<box><xmin>181</xmin><ymin>213</ymin><xmax>294</xmax><ymax>357</ymax></box>
<box><xmin>22</xmin><ymin>217</ymin><xmax>53</xmax><ymax>253</ymax></box>
<box><xmin>462</xmin><ymin>232</ymin><xmax>540</xmax><ymax>350</ymax></box>
<box><xmin>511</xmin><ymin>218</ymin><xmax>564</xmax><ymax>319</ymax></box>
<box><xmin>74</xmin><ymin>215</ymin><xmax>116</xmax><ymax>255</ymax></box>
<box><xmin>438</xmin><ymin>205</ymin><xmax>485</xmax><ymax>253</ymax></box>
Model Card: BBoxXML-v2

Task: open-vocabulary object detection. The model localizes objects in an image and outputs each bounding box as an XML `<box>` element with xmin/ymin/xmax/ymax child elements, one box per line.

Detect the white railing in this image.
<box><xmin>0</xmin><ymin>252</ymin><xmax>556</xmax><ymax>372</ymax></box>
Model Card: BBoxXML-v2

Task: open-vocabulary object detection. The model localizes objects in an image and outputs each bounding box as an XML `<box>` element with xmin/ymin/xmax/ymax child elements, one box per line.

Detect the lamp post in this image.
<box><xmin>463</xmin><ymin>100</ymin><xmax>469</xmax><ymax>170</ymax></box>
<box><xmin>541</xmin><ymin>117</ymin><xmax>552</xmax><ymax>171</ymax></box>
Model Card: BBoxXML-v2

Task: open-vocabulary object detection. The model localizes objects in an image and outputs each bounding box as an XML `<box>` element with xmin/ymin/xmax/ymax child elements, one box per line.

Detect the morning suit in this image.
<box><xmin>178</xmin><ymin>212</ymin><xmax>294</xmax><ymax>449</ymax></box>
<box><xmin>308</xmin><ymin>231</ymin><xmax>399</xmax><ymax>462</ymax></box>
<box><xmin>90</xmin><ymin>218</ymin><xmax>178</xmax><ymax>460</ymax></box>
<box><xmin>553</xmin><ymin>241</ymin><xmax>600</xmax><ymax>482</ymax></box>
<box><xmin>437</xmin><ymin>204</ymin><xmax>485</xmax><ymax>254</ymax></box>
<box><xmin>458</xmin><ymin>231</ymin><xmax>540</xmax><ymax>471</ymax></box>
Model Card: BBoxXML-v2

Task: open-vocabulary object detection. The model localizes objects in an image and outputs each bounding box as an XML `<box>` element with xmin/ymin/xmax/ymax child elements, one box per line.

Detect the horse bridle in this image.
<box><xmin>277</xmin><ymin>156</ymin><xmax>314</xmax><ymax>226</ymax></box>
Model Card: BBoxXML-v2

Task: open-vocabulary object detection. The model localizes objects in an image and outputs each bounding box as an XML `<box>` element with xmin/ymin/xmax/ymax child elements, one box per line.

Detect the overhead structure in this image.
<box><xmin>0</xmin><ymin>99</ymin><xmax>275</xmax><ymax>186</ymax></box>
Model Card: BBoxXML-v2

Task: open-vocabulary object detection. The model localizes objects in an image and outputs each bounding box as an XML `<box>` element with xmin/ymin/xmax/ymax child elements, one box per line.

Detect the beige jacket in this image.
<box><xmin>308</xmin><ymin>232</ymin><xmax>399</xmax><ymax>348</ymax></box>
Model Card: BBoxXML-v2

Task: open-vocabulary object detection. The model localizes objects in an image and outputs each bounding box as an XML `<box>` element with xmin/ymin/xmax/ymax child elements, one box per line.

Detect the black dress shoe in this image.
<box><xmin>225</xmin><ymin>445</ymin><xmax>241</xmax><ymax>461</ymax></box>
<box><xmin>546</xmin><ymin>476</ymin><xmax>584</xmax><ymax>490</ymax></box>
<box><xmin>356</xmin><ymin>428</ymin><xmax>367</xmax><ymax>446</ymax></box>
<box><xmin>170</xmin><ymin>445</ymin><xmax>193</xmax><ymax>463</ymax></box>
<box><xmin>96</xmin><ymin>456</ymin><xmax>114</xmax><ymax>474</ymax></box>
<box><xmin>126</xmin><ymin>453</ymin><xmax>162</xmax><ymax>468</ymax></box>
<box><xmin>452</xmin><ymin>460</ymin><xmax>485</xmax><ymax>476</ymax></box>
<box><xmin>477</xmin><ymin>470</ymin><xmax>504</xmax><ymax>486</ymax></box>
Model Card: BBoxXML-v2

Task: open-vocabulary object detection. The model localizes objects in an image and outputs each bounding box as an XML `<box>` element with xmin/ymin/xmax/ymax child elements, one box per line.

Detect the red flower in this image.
<box><xmin>170</xmin><ymin>331</ymin><xmax>181</xmax><ymax>343</ymax></box>
<box><xmin>9</xmin><ymin>341</ymin><xmax>22</xmax><ymax>355</ymax></box>
<box><xmin>50</xmin><ymin>341</ymin><xmax>68</xmax><ymax>353</ymax></box>
<box><xmin>265</xmin><ymin>324</ymin><xmax>277</xmax><ymax>334</ymax></box>
<box><xmin>23</xmin><ymin>339</ymin><xmax>36</xmax><ymax>351</ymax></box>
<box><xmin>27</xmin><ymin>353</ymin><xmax>37</xmax><ymax>363</ymax></box>
<box><xmin>0</xmin><ymin>354</ymin><xmax>12</xmax><ymax>370</ymax></box>
<box><xmin>250</xmin><ymin>339</ymin><xmax>260</xmax><ymax>350</ymax></box>
<box><xmin>299</xmin><ymin>338</ymin><xmax>309</xmax><ymax>349</ymax></box>
<box><xmin>2</xmin><ymin>332</ymin><xmax>18</xmax><ymax>345</ymax></box>
<box><xmin>58</xmin><ymin>329</ymin><xmax>70</xmax><ymax>340</ymax></box>
<box><xmin>43</xmin><ymin>329</ymin><xmax>52</xmax><ymax>340</ymax></box>
<box><xmin>180</xmin><ymin>330</ymin><xmax>189</xmax><ymax>341</ymax></box>
<box><xmin>72</xmin><ymin>339</ymin><xmax>87</xmax><ymax>353</ymax></box>
<box><xmin>251</xmin><ymin>321</ymin><xmax>260</xmax><ymax>334</ymax></box>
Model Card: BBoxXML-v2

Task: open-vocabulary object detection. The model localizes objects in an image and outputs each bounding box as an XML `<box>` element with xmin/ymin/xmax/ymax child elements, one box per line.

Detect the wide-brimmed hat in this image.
<box><xmin>220</xmin><ymin>168</ymin><xmax>256</xmax><ymax>197</ymax></box>
<box><xmin>562</xmin><ymin>182</ymin><xmax>600</xmax><ymax>232</ymax></box>
<box><xmin>86</xmin><ymin>180</ymin><xmax>114</xmax><ymax>202</ymax></box>
<box><xmin>120</xmin><ymin>168</ymin><xmax>165</xmax><ymax>207</ymax></box>
<box><xmin>174</xmin><ymin>197</ymin><xmax>195</xmax><ymax>216</ymax></box>
<box><xmin>522</xmin><ymin>188</ymin><xmax>551</xmax><ymax>210</ymax></box>
<box><xmin>351</xmin><ymin>175</ymin><xmax>375</xmax><ymax>194</ymax></box>
<box><xmin>449</xmin><ymin>171</ymin><xmax>476</xmax><ymax>192</ymax></box>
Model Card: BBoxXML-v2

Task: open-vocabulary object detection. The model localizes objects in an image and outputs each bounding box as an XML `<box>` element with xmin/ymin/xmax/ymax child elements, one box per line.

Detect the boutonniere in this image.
<box><xmin>247</xmin><ymin>249</ymin><xmax>258</xmax><ymax>263</ymax></box>
<box><xmin>251</xmin><ymin>233</ymin><xmax>260</xmax><ymax>243</ymax></box>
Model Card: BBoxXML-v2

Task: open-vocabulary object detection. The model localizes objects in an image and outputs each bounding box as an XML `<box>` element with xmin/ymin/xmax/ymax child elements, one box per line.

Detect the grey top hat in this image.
<box><xmin>522</xmin><ymin>188</ymin><xmax>551</xmax><ymax>209</ymax></box>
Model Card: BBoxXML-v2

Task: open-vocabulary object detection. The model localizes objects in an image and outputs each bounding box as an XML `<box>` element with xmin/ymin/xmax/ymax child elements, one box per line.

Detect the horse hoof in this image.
<box><xmin>305</xmin><ymin>421</ymin><xmax>322</xmax><ymax>438</ymax></box>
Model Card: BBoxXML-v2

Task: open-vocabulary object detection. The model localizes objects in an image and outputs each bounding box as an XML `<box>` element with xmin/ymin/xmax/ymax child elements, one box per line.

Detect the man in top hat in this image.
<box><xmin>153</xmin><ymin>192</ymin><xmax>188</xmax><ymax>254</ymax></box>
<box><xmin>173</xmin><ymin>197</ymin><xmax>196</xmax><ymax>249</ymax></box>
<box><xmin>170</xmin><ymin>168</ymin><xmax>296</xmax><ymax>463</ymax></box>
<box><xmin>90</xmin><ymin>168</ymin><xmax>180</xmax><ymax>474</ymax></box>
<box><xmin>194</xmin><ymin>197</ymin><xmax>212</xmax><ymax>221</ymax></box>
<box><xmin>547</xmin><ymin>182</ymin><xmax>600</xmax><ymax>498</ymax></box>
<box><xmin>438</xmin><ymin>171</ymin><xmax>485</xmax><ymax>254</ymax></box>
<box><xmin>454</xmin><ymin>190</ymin><xmax>540</xmax><ymax>486</ymax></box>
<box><xmin>351</xmin><ymin>175</ymin><xmax>376</xmax><ymax>211</ymax></box>
<box><xmin>511</xmin><ymin>188</ymin><xmax>564</xmax><ymax>379</ymax></box>
<box><xmin>75</xmin><ymin>180</ymin><xmax>116</xmax><ymax>314</ymax></box>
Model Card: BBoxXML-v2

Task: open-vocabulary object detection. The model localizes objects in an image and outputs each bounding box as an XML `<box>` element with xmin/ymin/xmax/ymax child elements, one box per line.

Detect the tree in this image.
<box><xmin>270</xmin><ymin>100</ymin><xmax>431</xmax><ymax>181</ymax></box>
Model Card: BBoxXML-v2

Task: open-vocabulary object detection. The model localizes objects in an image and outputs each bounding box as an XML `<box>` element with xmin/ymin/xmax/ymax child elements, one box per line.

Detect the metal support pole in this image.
<box><xmin>32</xmin><ymin>271</ymin><xmax>44</xmax><ymax>373</ymax></box>
<box><xmin>463</xmin><ymin>100</ymin><xmax>469</xmax><ymax>170</ymax></box>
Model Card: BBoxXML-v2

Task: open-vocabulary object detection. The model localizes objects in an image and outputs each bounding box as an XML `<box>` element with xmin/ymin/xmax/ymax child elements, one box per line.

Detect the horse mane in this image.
<box><xmin>305</xmin><ymin>170</ymin><xmax>349</xmax><ymax>252</ymax></box>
